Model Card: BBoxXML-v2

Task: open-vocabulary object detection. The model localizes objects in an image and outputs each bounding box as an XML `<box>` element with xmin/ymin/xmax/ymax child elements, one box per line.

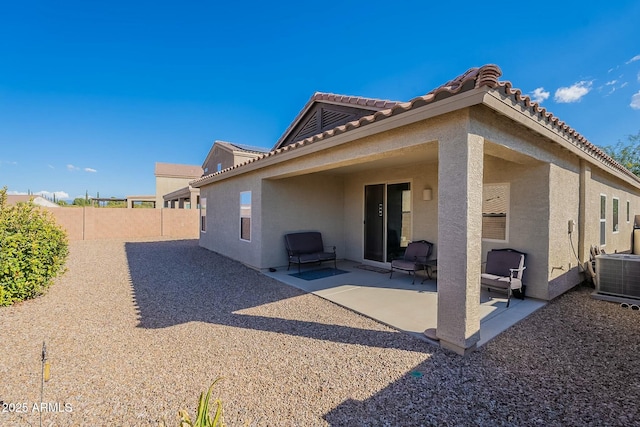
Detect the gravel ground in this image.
<box><xmin>1</xmin><ymin>238</ymin><xmax>639</xmax><ymax>426</ymax></box>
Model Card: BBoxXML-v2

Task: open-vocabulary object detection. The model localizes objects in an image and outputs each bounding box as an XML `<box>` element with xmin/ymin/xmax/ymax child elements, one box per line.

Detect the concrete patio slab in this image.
<box><xmin>263</xmin><ymin>260</ymin><xmax>546</xmax><ymax>347</ymax></box>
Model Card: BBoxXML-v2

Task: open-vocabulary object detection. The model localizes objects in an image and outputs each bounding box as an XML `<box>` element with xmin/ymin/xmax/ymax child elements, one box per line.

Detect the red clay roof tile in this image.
<box><xmin>191</xmin><ymin>64</ymin><xmax>639</xmax><ymax>186</ymax></box>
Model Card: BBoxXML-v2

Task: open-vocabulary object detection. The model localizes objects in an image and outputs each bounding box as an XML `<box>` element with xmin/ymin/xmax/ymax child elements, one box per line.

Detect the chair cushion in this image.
<box><xmin>481</xmin><ymin>274</ymin><xmax>522</xmax><ymax>290</ymax></box>
<box><xmin>317</xmin><ymin>252</ymin><xmax>336</xmax><ymax>261</ymax></box>
<box><xmin>480</xmin><ymin>274</ymin><xmax>510</xmax><ymax>290</ymax></box>
<box><xmin>485</xmin><ymin>251</ymin><xmax>524</xmax><ymax>278</ymax></box>
<box><xmin>391</xmin><ymin>259</ymin><xmax>419</xmax><ymax>271</ymax></box>
<box><xmin>293</xmin><ymin>253</ymin><xmax>321</xmax><ymax>263</ymax></box>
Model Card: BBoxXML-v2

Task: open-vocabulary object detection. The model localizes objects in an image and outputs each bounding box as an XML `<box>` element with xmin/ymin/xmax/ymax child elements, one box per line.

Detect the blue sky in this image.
<box><xmin>1</xmin><ymin>1</ymin><xmax>639</xmax><ymax>200</ymax></box>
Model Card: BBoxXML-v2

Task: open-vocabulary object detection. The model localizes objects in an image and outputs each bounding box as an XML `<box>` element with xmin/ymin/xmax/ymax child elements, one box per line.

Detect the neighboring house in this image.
<box><xmin>202</xmin><ymin>140</ymin><xmax>270</xmax><ymax>176</ymax></box>
<box><xmin>155</xmin><ymin>162</ymin><xmax>203</xmax><ymax>209</ymax></box>
<box><xmin>6</xmin><ymin>194</ymin><xmax>60</xmax><ymax>208</ymax></box>
<box><xmin>191</xmin><ymin>64</ymin><xmax>640</xmax><ymax>354</ymax></box>
<box><xmin>159</xmin><ymin>143</ymin><xmax>268</xmax><ymax>209</ymax></box>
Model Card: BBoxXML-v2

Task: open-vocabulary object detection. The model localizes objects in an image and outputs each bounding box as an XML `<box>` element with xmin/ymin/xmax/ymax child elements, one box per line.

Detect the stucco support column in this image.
<box><xmin>435</xmin><ymin>132</ymin><xmax>484</xmax><ymax>355</ymax></box>
<box><xmin>190</xmin><ymin>189</ymin><xmax>199</xmax><ymax>209</ymax></box>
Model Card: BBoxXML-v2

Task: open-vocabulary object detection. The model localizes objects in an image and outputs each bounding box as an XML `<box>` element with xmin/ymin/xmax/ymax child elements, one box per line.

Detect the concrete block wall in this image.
<box><xmin>45</xmin><ymin>207</ymin><xmax>199</xmax><ymax>241</ymax></box>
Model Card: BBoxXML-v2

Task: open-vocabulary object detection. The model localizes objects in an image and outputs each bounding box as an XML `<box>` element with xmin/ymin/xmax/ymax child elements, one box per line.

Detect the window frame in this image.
<box><xmin>240</xmin><ymin>191</ymin><xmax>251</xmax><ymax>242</ymax></box>
<box><xmin>613</xmin><ymin>197</ymin><xmax>619</xmax><ymax>233</ymax></box>
<box><xmin>482</xmin><ymin>182</ymin><xmax>510</xmax><ymax>243</ymax></box>
<box><xmin>600</xmin><ymin>194</ymin><xmax>606</xmax><ymax>246</ymax></box>
<box><xmin>200</xmin><ymin>197</ymin><xmax>207</xmax><ymax>233</ymax></box>
<box><xmin>627</xmin><ymin>200</ymin><xmax>630</xmax><ymax>223</ymax></box>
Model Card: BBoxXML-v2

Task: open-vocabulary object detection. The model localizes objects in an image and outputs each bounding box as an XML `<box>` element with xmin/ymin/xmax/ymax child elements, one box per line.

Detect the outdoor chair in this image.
<box><xmin>481</xmin><ymin>248</ymin><xmax>526</xmax><ymax>308</ymax></box>
<box><xmin>389</xmin><ymin>240</ymin><xmax>434</xmax><ymax>284</ymax></box>
<box><xmin>284</xmin><ymin>231</ymin><xmax>336</xmax><ymax>273</ymax></box>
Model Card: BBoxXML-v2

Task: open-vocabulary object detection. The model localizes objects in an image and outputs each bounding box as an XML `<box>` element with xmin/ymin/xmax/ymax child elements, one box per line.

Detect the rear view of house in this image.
<box><xmin>192</xmin><ymin>64</ymin><xmax>640</xmax><ymax>354</ymax></box>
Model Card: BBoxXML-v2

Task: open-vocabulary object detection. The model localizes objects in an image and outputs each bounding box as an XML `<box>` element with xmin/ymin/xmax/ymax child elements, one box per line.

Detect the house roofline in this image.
<box><xmin>201</xmin><ymin>140</ymin><xmax>268</xmax><ymax>169</ymax></box>
<box><xmin>191</xmin><ymin>88</ymin><xmax>488</xmax><ymax>187</ymax></box>
<box><xmin>162</xmin><ymin>186</ymin><xmax>197</xmax><ymax>200</ymax></box>
<box><xmin>191</xmin><ymin>64</ymin><xmax>640</xmax><ymax>189</ymax></box>
<box><xmin>482</xmin><ymin>86</ymin><xmax>640</xmax><ymax>186</ymax></box>
<box><xmin>271</xmin><ymin>92</ymin><xmax>401</xmax><ymax>151</ymax></box>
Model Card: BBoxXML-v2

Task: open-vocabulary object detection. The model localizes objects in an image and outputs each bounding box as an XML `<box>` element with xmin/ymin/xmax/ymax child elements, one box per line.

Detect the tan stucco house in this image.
<box><xmin>191</xmin><ymin>64</ymin><xmax>640</xmax><ymax>354</ymax></box>
<box><xmin>158</xmin><ymin>143</ymin><xmax>268</xmax><ymax>209</ymax></box>
<box><xmin>155</xmin><ymin>162</ymin><xmax>203</xmax><ymax>209</ymax></box>
<box><xmin>6</xmin><ymin>194</ymin><xmax>60</xmax><ymax>208</ymax></box>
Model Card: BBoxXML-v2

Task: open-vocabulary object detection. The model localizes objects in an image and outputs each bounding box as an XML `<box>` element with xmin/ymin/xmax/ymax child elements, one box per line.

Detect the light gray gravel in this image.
<box><xmin>1</xmin><ymin>238</ymin><xmax>639</xmax><ymax>426</ymax></box>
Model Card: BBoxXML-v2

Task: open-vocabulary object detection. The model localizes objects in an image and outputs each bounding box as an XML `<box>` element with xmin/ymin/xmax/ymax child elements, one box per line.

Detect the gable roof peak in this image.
<box><xmin>310</xmin><ymin>91</ymin><xmax>400</xmax><ymax>110</ymax></box>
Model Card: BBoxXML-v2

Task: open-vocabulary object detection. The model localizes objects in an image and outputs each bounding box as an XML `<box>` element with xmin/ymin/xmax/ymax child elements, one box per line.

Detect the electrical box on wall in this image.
<box><xmin>568</xmin><ymin>219</ymin><xmax>575</xmax><ymax>234</ymax></box>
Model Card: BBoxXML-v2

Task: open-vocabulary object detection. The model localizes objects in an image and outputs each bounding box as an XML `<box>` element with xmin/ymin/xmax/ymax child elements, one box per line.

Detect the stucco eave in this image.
<box><xmin>192</xmin><ymin>88</ymin><xmax>488</xmax><ymax>188</ymax></box>
<box><xmin>481</xmin><ymin>91</ymin><xmax>640</xmax><ymax>190</ymax></box>
<box><xmin>163</xmin><ymin>186</ymin><xmax>195</xmax><ymax>200</ymax></box>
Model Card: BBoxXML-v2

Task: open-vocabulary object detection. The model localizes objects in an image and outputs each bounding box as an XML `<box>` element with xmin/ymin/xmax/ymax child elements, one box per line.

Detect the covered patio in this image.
<box><xmin>264</xmin><ymin>260</ymin><xmax>546</xmax><ymax>347</ymax></box>
<box><xmin>195</xmin><ymin>65</ymin><xmax>625</xmax><ymax>354</ymax></box>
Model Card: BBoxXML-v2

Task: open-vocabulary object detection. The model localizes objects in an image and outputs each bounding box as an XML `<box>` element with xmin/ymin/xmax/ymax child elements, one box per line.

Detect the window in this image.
<box><xmin>217</xmin><ymin>163</ymin><xmax>222</xmax><ymax>172</ymax></box>
<box><xmin>200</xmin><ymin>197</ymin><xmax>207</xmax><ymax>232</ymax></box>
<box><xmin>613</xmin><ymin>198</ymin><xmax>619</xmax><ymax>233</ymax></box>
<box><xmin>482</xmin><ymin>183</ymin><xmax>509</xmax><ymax>241</ymax></box>
<box><xmin>627</xmin><ymin>200</ymin><xmax>630</xmax><ymax>223</ymax></box>
<box><xmin>240</xmin><ymin>191</ymin><xmax>251</xmax><ymax>241</ymax></box>
<box><xmin>600</xmin><ymin>195</ymin><xmax>606</xmax><ymax>246</ymax></box>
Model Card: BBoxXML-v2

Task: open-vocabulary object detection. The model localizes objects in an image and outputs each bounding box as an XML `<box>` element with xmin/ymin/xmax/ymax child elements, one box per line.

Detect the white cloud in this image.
<box><xmin>621</xmin><ymin>82</ymin><xmax>629</xmax><ymax>88</ymax></box>
<box><xmin>67</xmin><ymin>164</ymin><xmax>97</xmax><ymax>172</ymax></box>
<box><xmin>48</xmin><ymin>164</ymin><xmax>55</xmax><ymax>169</ymax></box>
<box><xmin>554</xmin><ymin>81</ymin><xmax>593</xmax><ymax>103</ymax></box>
<box><xmin>36</xmin><ymin>190</ymin><xmax>70</xmax><ymax>199</ymax></box>
<box><xmin>626</xmin><ymin>54</ymin><xmax>640</xmax><ymax>64</ymax></box>
<box><xmin>530</xmin><ymin>87</ymin><xmax>550</xmax><ymax>104</ymax></box>
<box><xmin>631</xmin><ymin>91</ymin><xmax>640</xmax><ymax>110</ymax></box>
<box><xmin>605</xmin><ymin>80</ymin><xmax>617</xmax><ymax>86</ymax></box>
<box><xmin>8</xmin><ymin>190</ymin><xmax>70</xmax><ymax>199</ymax></box>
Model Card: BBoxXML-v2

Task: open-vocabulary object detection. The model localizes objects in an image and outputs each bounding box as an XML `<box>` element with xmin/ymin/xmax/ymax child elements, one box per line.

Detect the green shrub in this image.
<box><xmin>0</xmin><ymin>187</ymin><xmax>69</xmax><ymax>306</ymax></box>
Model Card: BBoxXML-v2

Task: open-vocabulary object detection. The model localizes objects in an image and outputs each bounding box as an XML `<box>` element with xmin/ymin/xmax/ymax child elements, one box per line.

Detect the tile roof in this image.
<box><xmin>217</xmin><ymin>141</ymin><xmax>270</xmax><ymax>154</ymax></box>
<box><xmin>272</xmin><ymin>92</ymin><xmax>401</xmax><ymax>150</ymax></box>
<box><xmin>192</xmin><ymin>64</ymin><xmax>640</xmax><ymax>187</ymax></box>
<box><xmin>155</xmin><ymin>162</ymin><xmax>203</xmax><ymax>178</ymax></box>
<box><xmin>6</xmin><ymin>195</ymin><xmax>60</xmax><ymax>207</ymax></box>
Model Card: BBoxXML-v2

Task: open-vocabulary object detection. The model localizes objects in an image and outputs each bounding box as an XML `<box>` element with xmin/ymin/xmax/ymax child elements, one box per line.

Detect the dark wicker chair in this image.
<box><xmin>389</xmin><ymin>240</ymin><xmax>433</xmax><ymax>284</ymax></box>
<box><xmin>284</xmin><ymin>232</ymin><xmax>336</xmax><ymax>273</ymax></box>
<box><xmin>480</xmin><ymin>248</ymin><xmax>526</xmax><ymax>307</ymax></box>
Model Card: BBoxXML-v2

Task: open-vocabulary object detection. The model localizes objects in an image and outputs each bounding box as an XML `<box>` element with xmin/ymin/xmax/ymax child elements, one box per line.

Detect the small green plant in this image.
<box><xmin>0</xmin><ymin>187</ymin><xmax>69</xmax><ymax>306</ymax></box>
<box><xmin>173</xmin><ymin>379</ymin><xmax>225</xmax><ymax>427</ymax></box>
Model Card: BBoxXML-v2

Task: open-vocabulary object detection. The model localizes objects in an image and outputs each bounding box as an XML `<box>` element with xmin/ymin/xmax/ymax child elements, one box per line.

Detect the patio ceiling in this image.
<box><xmin>266</xmin><ymin>138</ymin><xmax>541</xmax><ymax>180</ymax></box>
<box><xmin>267</xmin><ymin>142</ymin><xmax>439</xmax><ymax>179</ymax></box>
